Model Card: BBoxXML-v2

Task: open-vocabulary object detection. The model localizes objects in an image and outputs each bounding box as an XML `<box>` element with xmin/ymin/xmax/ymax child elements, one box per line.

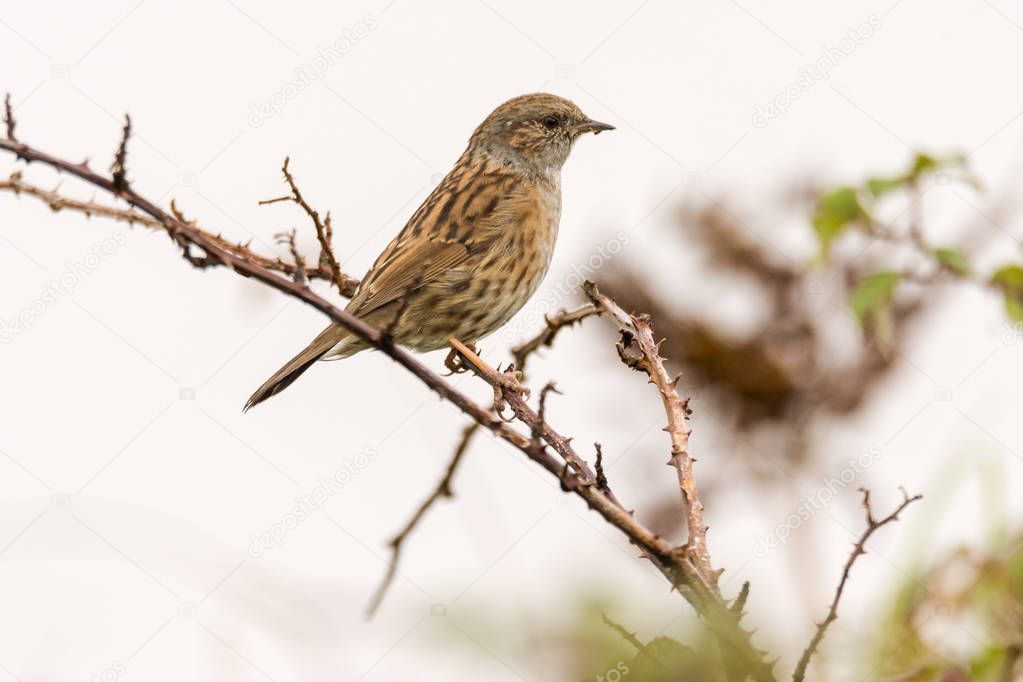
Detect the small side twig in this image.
<box><xmin>584</xmin><ymin>281</ymin><xmax>713</xmax><ymax>580</ymax></box>
<box><xmin>602</xmin><ymin>613</ymin><xmax>664</xmax><ymax>669</ymax></box>
<box><xmin>260</xmin><ymin>157</ymin><xmax>348</xmax><ymax>293</ymax></box>
<box><xmin>594</xmin><ymin>443</ymin><xmax>610</xmax><ymax>495</ymax></box>
<box><xmin>274</xmin><ymin>229</ymin><xmax>306</xmax><ymax>284</ymax></box>
<box><xmin>1</xmin><ymin>171</ymin><xmax>156</xmax><ymax>225</ymax></box>
<box><xmin>792</xmin><ymin>487</ymin><xmax>922</xmax><ymax>682</ymax></box>
<box><xmin>3</xmin><ymin>94</ymin><xmax>16</xmax><ymax>142</ymax></box>
<box><xmin>448</xmin><ymin>339</ymin><xmax>592</xmax><ymax>481</ymax></box>
<box><xmin>316</xmin><ymin>211</ymin><xmax>344</xmax><ymax>291</ymax></box>
<box><xmin>0</xmin><ymin>166</ymin><xmax>359</xmax><ymax>293</ymax></box>
<box><xmin>368</xmin><ymin>309</ymin><xmax>597</xmax><ymax>617</ymax></box>
<box><xmin>531</xmin><ymin>381</ymin><xmax>560</xmax><ymax>445</ymax></box>
<box><xmin>365</xmin><ymin>422</ymin><xmax>478</xmax><ymax>617</ymax></box>
<box><xmin>510</xmin><ymin>303</ymin><xmax>598</xmax><ymax>373</ymax></box>
<box><xmin>110</xmin><ymin>114</ymin><xmax>131</xmax><ymax>191</ymax></box>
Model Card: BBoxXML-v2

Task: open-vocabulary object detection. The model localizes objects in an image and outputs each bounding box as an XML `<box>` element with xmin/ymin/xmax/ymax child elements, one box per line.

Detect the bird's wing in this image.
<box><xmin>348</xmin><ymin>163</ymin><xmax>531</xmax><ymax>319</ymax></box>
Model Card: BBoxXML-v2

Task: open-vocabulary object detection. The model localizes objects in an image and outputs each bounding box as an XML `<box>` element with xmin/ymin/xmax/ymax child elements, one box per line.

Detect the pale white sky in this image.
<box><xmin>1</xmin><ymin>1</ymin><xmax>1022</xmax><ymax>680</ymax></box>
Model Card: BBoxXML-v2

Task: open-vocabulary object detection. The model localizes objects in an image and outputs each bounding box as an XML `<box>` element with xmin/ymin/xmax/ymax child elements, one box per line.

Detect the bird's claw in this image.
<box><xmin>487</xmin><ymin>366</ymin><xmax>530</xmax><ymax>420</ymax></box>
<box><xmin>443</xmin><ymin>347</ymin><xmax>469</xmax><ymax>375</ymax></box>
<box><xmin>495</xmin><ymin>366</ymin><xmax>531</xmax><ymax>399</ymax></box>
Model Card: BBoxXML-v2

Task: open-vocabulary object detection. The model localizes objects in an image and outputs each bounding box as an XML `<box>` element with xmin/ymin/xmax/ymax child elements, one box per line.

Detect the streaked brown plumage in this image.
<box><xmin>245</xmin><ymin>93</ymin><xmax>613</xmax><ymax>410</ymax></box>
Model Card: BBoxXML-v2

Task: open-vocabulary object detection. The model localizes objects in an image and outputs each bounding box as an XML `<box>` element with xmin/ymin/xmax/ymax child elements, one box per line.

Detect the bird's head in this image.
<box><xmin>468</xmin><ymin>93</ymin><xmax>614</xmax><ymax>178</ymax></box>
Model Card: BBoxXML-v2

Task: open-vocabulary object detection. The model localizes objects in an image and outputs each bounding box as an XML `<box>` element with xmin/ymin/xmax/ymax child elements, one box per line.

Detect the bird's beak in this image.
<box><xmin>573</xmin><ymin>119</ymin><xmax>615</xmax><ymax>135</ymax></box>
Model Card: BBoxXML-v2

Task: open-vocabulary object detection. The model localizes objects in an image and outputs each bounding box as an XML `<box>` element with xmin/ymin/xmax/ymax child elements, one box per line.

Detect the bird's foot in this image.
<box><xmin>493</xmin><ymin>365</ymin><xmax>531</xmax><ymax>400</ymax></box>
<box><xmin>490</xmin><ymin>366</ymin><xmax>530</xmax><ymax>422</ymax></box>
<box><xmin>443</xmin><ymin>347</ymin><xmax>470</xmax><ymax>375</ymax></box>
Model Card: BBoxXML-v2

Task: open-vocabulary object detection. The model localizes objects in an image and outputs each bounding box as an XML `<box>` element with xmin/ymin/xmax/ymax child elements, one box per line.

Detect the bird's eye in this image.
<box><xmin>541</xmin><ymin>115</ymin><xmax>559</xmax><ymax>129</ymax></box>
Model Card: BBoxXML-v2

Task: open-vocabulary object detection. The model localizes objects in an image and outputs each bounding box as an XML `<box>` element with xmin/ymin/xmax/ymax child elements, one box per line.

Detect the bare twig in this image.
<box><xmin>366</xmin><ymin>422</ymin><xmax>478</xmax><ymax>617</ymax></box>
<box><xmin>594</xmin><ymin>443</ymin><xmax>610</xmax><ymax>495</ymax></box>
<box><xmin>602</xmin><ymin>613</ymin><xmax>664</xmax><ymax>669</ymax></box>
<box><xmin>792</xmin><ymin>487</ymin><xmax>922</xmax><ymax>682</ymax></box>
<box><xmin>0</xmin><ymin>170</ymin><xmax>360</xmax><ymax>294</ymax></box>
<box><xmin>532</xmin><ymin>381</ymin><xmax>560</xmax><ymax>445</ymax></box>
<box><xmin>316</xmin><ymin>212</ymin><xmax>344</xmax><ymax>289</ymax></box>
<box><xmin>260</xmin><ymin>157</ymin><xmax>348</xmax><ymax>293</ymax></box>
<box><xmin>510</xmin><ymin>303</ymin><xmax>598</xmax><ymax>373</ymax></box>
<box><xmin>448</xmin><ymin>339</ymin><xmax>592</xmax><ymax>481</ymax></box>
<box><xmin>448</xmin><ymin>308</ymin><xmax>772</xmax><ymax>680</ymax></box>
<box><xmin>3</xmin><ymin>94</ymin><xmax>16</xmax><ymax>142</ymax></box>
<box><xmin>110</xmin><ymin>114</ymin><xmax>131</xmax><ymax>191</ymax></box>
<box><xmin>370</xmin><ymin>310</ymin><xmax>595</xmax><ymax>617</ymax></box>
<box><xmin>274</xmin><ymin>229</ymin><xmax>306</xmax><ymax>284</ymax></box>
<box><xmin>2</xmin><ymin>171</ymin><xmax>156</xmax><ymax>225</ymax></box>
<box><xmin>584</xmin><ymin>281</ymin><xmax>713</xmax><ymax>581</ymax></box>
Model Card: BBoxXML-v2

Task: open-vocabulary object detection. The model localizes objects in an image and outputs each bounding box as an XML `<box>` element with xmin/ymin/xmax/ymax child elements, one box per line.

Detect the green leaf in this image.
<box><xmin>812</xmin><ymin>187</ymin><xmax>867</xmax><ymax>252</ymax></box>
<box><xmin>850</xmin><ymin>271</ymin><xmax>901</xmax><ymax>344</ymax></box>
<box><xmin>991</xmin><ymin>264</ymin><xmax>1023</xmax><ymax>290</ymax></box>
<box><xmin>990</xmin><ymin>264</ymin><xmax>1023</xmax><ymax>322</ymax></box>
<box><xmin>932</xmin><ymin>247</ymin><xmax>972</xmax><ymax>276</ymax></box>
<box><xmin>1005</xmin><ymin>297</ymin><xmax>1023</xmax><ymax>323</ymax></box>
<box><xmin>866</xmin><ymin>175</ymin><xmax>908</xmax><ymax>197</ymax></box>
<box><xmin>851</xmin><ymin>271</ymin><xmax>901</xmax><ymax>324</ymax></box>
<box><xmin>910</xmin><ymin>153</ymin><xmax>939</xmax><ymax>177</ymax></box>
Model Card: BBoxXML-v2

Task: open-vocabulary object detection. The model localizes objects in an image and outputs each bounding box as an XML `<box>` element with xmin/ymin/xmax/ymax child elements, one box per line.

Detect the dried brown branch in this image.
<box><xmin>2</xmin><ymin>170</ymin><xmax>157</xmax><ymax>225</ymax></box>
<box><xmin>260</xmin><ymin>156</ymin><xmax>348</xmax><ymax>293</ymax></box>
<box><xmin>4</xmin><ymin>94</ymin><xmax>16</xmax><ymax>142</ymax></box>
<box><xmin>602</xmin><ymin>613</ymin><xmax>664</xmax><ymax>669</ymax></box>
<box><xmin>110</xmin><ymin>114</ymin><xmax>131</xmax><ymax>191</ymax></box>
<box><xmin>510</xmin><ymin>303</ymin><xmax>598</xmax><ymax>373</ymax></box>
<box><xmin>0</xmin><ymin>170</ymin><xmax>360</xmax><ymax>294</ymax></box>
<box><xmin>584</xmin><ymin>281</ymin><xmax>714</xmax><ymax>582</ymax></box>
<box><xmin>0</xmin><ymin>123</ymin><xmax>774</xmax><ymax>681</ymax></box>
<box><xmin>792</xmin><ymin>487</ymin><xmax>923</xmax><ymax>682</ymax></box>
<box><xmin>316</xmin><ymin>213</ymin><xmax>343</xmax><ymax>288</ymax></box>
<box><xmin>448</xmin><ymin>339</ymin><xmax>590</xmax><ymax>480</ymax></box>
<box><xmin>274</xmin><ymin>229</ymin><xmax>306</xmax><ymax>284</ymax></box>
<box><xmin>594</xmin><ymin>443</ymin><xmax>610</xmax><ymax>495</ymax></box>
<box><xmin>446</xmin><ymin>332</ymin><xmax>773</xmax><ymax>680</ymax></box>
<box><xmin>531</xmin><ymin>381</ymin><xmax>560</xmax><ymax>445</ymax></box>
<box><xmin>366</xmin><ymin>422</ymin><xmax>478</xmax><ymax>617</ymax></box>
<box><xmin>370</xmin><ymin>310</ymin><xmax>595</xmax><ymax>617</ymax></box>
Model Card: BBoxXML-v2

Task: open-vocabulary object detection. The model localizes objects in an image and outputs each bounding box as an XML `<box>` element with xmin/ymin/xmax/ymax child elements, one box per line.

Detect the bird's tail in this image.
<box><xmin>243</xmin><ymin>324</ymin><xmax>351</xmax><ymax>411</ymax></box>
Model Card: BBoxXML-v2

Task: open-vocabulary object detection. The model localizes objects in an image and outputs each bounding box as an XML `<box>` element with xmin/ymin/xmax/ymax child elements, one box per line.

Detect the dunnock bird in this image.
<box><xmin>245</xmin><ymin>93</ymin><xmax>613</xmax><ymax>410</ymax></box>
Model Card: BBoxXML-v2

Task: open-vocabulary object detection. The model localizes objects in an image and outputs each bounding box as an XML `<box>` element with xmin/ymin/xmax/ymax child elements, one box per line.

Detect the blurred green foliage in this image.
<box><xmin>810</xmin><ymin>152</ymin><xmax>1023</xmax><ymax>336</ymax></box>
<box><xmin>869</xmin><ymin>533</ymin><xmax>1023</xmax><ymax>681</ymax></box>
<box><xmin>991</xmin><ymin>265</ymin><xmax>1023</xmax><ymax>322</ymax></box>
